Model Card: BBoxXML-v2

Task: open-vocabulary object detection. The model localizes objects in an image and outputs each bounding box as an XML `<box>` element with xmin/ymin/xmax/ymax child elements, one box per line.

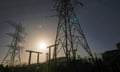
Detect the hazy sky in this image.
<box><xmin>0</xmin><ymin>0</ymin><xmax>120</xmax><ymax>63</ymax></box>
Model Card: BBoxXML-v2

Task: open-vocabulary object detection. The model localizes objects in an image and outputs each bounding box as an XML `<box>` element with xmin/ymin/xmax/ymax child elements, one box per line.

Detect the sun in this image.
<box><xmin>38</xmin><ymin>42</ymin><xmax>47</xmax><ymax>50</ymax></box>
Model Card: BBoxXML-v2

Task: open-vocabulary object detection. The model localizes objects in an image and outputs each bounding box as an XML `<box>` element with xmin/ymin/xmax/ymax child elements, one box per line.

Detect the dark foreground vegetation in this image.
<box><xmin>0</xmin><ymin>56</ymin><xmax>120</xmax><ymax>72</ymax></box>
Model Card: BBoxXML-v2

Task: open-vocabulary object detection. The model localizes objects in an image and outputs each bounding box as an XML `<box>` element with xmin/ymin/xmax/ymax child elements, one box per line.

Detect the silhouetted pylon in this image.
<box><xmin>53</xmin><ymin>0</ymin><xmax>93</xmax><ymax>63</ymax></box>
<box><xmin>1</xmin><ymin>21</ymin><xmax>26</xmax><ymax>66</ymax></box>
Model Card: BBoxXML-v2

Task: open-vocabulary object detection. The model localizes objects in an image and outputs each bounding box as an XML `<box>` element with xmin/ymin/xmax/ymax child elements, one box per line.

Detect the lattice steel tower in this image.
<box><xmin>53</xmin><ymin>0</ymin><xmax>93</xmax><ymax>62</ymax></box>
<box><xmin>1</xmin><ymin>22</ymin><xmax>26</xmax><ymax>66</ymax></box>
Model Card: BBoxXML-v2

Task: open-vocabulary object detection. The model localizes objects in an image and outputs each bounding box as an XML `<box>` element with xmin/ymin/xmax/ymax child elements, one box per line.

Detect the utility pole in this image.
<box><xmin>53</xmin><ymin>0</ymin><xmax>93</xmax><ymax>64</ymax></box>
<box><xmin>1</xmin><ymin>21</ymin><xmax>26</xmax><ymax>66</ymax></box>
<box><xmin>26</xmin><ymin>50</ymin><xmax>42</xmax><ymax>64</ymax></box>
<box><xmin>47</xmin><ymin>44</ymin><xmax>58</xmax><ymax>72</ymax></box>
<box><xmin>47</xmin><ymin>44</ymin><xmax>59</xmax><ymax>63</ymax></box>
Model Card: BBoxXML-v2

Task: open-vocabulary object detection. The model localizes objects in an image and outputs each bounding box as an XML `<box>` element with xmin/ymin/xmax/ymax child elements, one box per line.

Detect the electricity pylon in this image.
<box><xmin>1</xmin><ymin>21</ymin><xmax>26</xmax><ymax>66</ymax></box>
<box><xmin>53</xmin><ymin>0</ymin><xmax>93</xmax><ymax>62</ymax></box>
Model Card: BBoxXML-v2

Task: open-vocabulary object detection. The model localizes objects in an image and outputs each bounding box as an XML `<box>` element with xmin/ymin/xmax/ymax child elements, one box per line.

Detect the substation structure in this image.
<box><xmin>47</xmin><ymin>44</ymin><xmax>59</xmax><ymax>72</ymax></box>
<box><xmin>26</xmin><ymin>50</ymin><xmax>43</xmax><ymax>64</ymax></box>
<box><xmin>53</xmin><ymin>0</ymin><xmax>93</xmax><ymax>63</ymax></box>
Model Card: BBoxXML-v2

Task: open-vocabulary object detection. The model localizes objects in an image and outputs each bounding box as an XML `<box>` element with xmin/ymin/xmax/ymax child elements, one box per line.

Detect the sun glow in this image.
<box><xmin>38</xmin><ymin>42</ymin><xmax>47</xmax><ymax>50</ymax></box>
